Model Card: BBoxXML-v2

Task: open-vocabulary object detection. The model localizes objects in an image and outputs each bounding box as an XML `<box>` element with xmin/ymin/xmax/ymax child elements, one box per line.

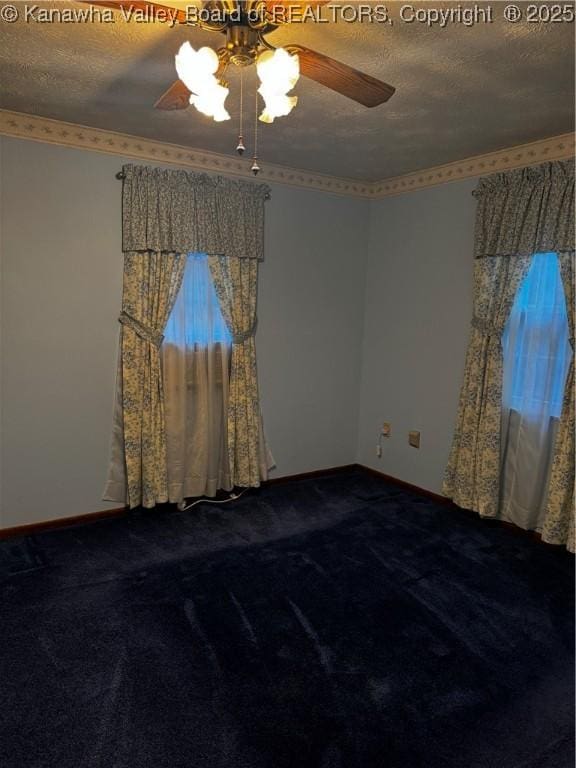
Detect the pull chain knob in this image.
<box><xmin>236</xmin><ymin>67</ymin><xmax>246</xmax><ymax>156</ymax></box>
<box><xmin>251</xmin><ymin>77</ymin><xmax>261</xmax><ymax>176</ymax></box>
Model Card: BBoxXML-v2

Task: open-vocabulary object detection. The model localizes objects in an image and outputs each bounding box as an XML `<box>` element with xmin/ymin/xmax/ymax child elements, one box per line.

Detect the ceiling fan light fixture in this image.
<box><xmin>256</xmin><ymin>48</ymin><xmax>300</xmax><ymax>123</ymax></box>
<box><xmin>175</xmin><ymin>42</ymin><xmax>231</xmax><ymax>122</ymax></box>
<box><xmin>258</xmin><ymin>94</ymin><xmax>298</xmax><ymax>124</ymax></box>
<box><xmin>189</xmin><ymin>83</ymin><xmax>230</xmax><ymax>122</ymax></box>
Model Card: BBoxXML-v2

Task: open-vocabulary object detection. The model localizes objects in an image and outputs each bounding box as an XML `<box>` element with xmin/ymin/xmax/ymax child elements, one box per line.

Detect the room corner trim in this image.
<box><xmin>0</xmin><ymin>506</ymin><xmax>129</xmax><ymax>540</ymax></box>
<box><xmin>356</xmin><ymin>465</ymin><xmax>453</xmax><ymax>505</ymax></box>
<box><xmin>265</xmin><ymin>464</ymin><xmax>360</xmax><ymax>485</ymax></box>
<box><xmin>356</xmin><ymin>465</ymin><xmax>552</xmax><ymax>546</ymax></box>
<box><xmin>0</xmin><ymin>108</ymin><xmax>573</xmax><ymax>198</ymax></box>
<box><xmin>0</xmin><ymin>464</ymin><xmax>559</xmax><ymax>543</ymax></box>
<box><xmin>0</xmin><ymin>464</ymin><xmax>434</xmax><ymax>539</ymax></box>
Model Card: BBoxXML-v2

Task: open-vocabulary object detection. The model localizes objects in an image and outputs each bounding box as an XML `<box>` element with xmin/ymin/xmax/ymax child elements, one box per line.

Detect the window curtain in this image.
<box><xmin>541</xmin><ymin>252</ymin><xmax>575</xmax><ymax>550</ymax></box>
<box><xmin>104</xmin><ymin>251</ymin><xmax>186</xmax><ymax>509</ymax></box>
<box><xmin>163</xmin><ymin>254</ymin><xmax>232</xmax><ymax>502</ymax></box>
<box><xmin>443</xmin><ymin>160</ymin><xmax>575</xmax><ymax>547</ymax></box>
<box><xmin>208</xmin><ymin>255</ymin><xmax>270</xmax><ymax>487</ymax></box>
<box><xmin>104</xmin><ymin>164</ymin><xmax>271</xmax><ymax>509</ymax></box>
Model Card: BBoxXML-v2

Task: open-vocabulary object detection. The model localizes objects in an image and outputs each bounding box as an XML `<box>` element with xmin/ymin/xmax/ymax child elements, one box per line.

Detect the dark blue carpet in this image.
<box><xmin>0</xmin><ymin>469</ymin><xmax>573</xmax><ymax>768</ymax></box>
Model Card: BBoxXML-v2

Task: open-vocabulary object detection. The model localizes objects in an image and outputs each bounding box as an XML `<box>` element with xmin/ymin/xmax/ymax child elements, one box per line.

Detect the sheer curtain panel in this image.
<box><xmin>541</xmin><ymin>251</ymin><xmax>575</xmax><ymax>549</ymax></box>
<box><xmin>162</xmin><ymin>254</ymin><xmax>233</xmax><ymax>502</ymax></box>
<box><xmin>500</xmin><ymin>253</ymin><xmax>572</xmax><ymax>532</ymax></box>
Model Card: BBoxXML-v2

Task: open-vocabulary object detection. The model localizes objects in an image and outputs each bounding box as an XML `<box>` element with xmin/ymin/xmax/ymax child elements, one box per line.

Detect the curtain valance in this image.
<box><xmin>121</xmin><ymin>164</ymin><xmax>270</xmax><ymax>259</ymax></box>
<box><xmin>473</xmin><ymin>159</ymin><xmax>574</xmax><ymax>259</ymax></box>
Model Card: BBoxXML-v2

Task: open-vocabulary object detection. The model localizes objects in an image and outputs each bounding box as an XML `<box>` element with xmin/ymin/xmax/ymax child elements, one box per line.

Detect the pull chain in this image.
<box><xmin>236</xmin><ymin>67</ymin><xmax>245</xmax><ymax>155</ymax></box>
<box><xmin>251</xmin><ymin>80</ymin><xmax>261</xmax><ymax>176</ymax></box>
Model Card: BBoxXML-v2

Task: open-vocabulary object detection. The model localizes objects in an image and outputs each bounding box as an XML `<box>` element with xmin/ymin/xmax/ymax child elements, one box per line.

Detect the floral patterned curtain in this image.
<box><xmin>443</xmin><ymin>160</ymin><xmax>575</xmax><ymax>545</ymax></box>
<box><xmin>104</xmin><ymin>165</ymin><xmax>270</xmax><ymax>508</ymax></box>
<box><xmin>110</xmin><ymin>252</ymin><xmax>186</xmax><ymax>508</ymax></box>
<box><xmin>443</xmin><ymin>255</ymin><xmax>533</xmax><ymax>516</ymax></box>
<box><xmin>542</xmin><ymin>252</ymin><xmax>575</xmax><ymax>551</ymax></box>
<box><xmin>209</xmin><ymin>256</ymin><xmax>270</xmax><ymax>487</ymax></box>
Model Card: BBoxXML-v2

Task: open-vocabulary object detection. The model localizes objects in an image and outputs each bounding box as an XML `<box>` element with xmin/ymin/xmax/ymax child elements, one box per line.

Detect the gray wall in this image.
<box><xmin>259</xmin><ymin>185</ymin><xmax>368</xmax><ymax>477</ymax></box>
<box><xmin>0</xmin><ymin>135</ymin><xmax>478</xmax><ymax>526</ymax></box>
<box><xmin>0</xmin><ymin>136</ymin><xmax>368</xmax><ymax>527</ymax></box>
<box><xmin>0</xmin><ymin>138</ymin><xmax>123</xmax><ymax>528</ymax></box>
<box><xmin>355</xmin><ymin>180</ymin><xmax>477</xmax><ymax>493</ymax></box>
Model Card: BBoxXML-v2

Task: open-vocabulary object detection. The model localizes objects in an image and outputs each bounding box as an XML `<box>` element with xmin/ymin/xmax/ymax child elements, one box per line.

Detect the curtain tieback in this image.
<box><xmin>471</xmin><ymin>316</ymin><xmax>501</xmax><ymax>338</ymax></box>
<box><xmin>119</xmin><ymin>311</ymin><xmax>164</xmax><ymax>348</ymax></box>
<box><xmin>232</xmin><ymin>320</ymin><xmax>257</xmax><ymax>345</ymax></box>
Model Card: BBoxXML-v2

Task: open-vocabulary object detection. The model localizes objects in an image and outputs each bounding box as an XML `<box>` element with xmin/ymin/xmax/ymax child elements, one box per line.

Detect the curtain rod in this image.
<box><xmin>115</xmin><ymin>170</ymin><xmax>271</xmax><ymax>199</ymax></box>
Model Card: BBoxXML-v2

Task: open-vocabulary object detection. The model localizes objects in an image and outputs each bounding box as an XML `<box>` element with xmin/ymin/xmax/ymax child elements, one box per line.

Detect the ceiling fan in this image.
<box><xmin>83</xmin><ymin>1</ymin><xmax>396</xmax><ymax>109</ymax></box>
<box><xmin>82</xmin><ymin>1</ymin><xmax>395</xmax><ymax>173</ymax></box>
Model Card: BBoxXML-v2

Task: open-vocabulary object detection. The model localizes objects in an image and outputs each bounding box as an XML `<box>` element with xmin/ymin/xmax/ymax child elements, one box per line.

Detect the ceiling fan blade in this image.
<box><xmin>78</xmin><ymin>1</ymin><xmax>195</xmax><ymax>26</ymax></box>
<box><xmin>291</xmin><ymin>45</ymin><xmax>395</xmax><ymax>107</ymax></box>
<box><xmin>155</xmin><ymin>80</ymin><xmax>191</xmax><ymax>110</ymax></box>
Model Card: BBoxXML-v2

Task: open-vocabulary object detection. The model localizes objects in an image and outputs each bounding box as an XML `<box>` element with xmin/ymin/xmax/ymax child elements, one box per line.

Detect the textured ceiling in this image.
<box><xmin>0</xmin><ymin>1</ymin><xmax>574</xmax><ymax>180</ymax></box>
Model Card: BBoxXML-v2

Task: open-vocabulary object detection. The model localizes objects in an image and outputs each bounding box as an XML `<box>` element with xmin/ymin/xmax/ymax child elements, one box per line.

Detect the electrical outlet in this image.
<box><xmin>381</xmin><ymin>422</ymin><xmax>391</xmax><ymax>437</ymax></box>
<box><xmin>409</xmin><ymin>431</ymin><xmax>420</xmax><ymax>449</ymax></box>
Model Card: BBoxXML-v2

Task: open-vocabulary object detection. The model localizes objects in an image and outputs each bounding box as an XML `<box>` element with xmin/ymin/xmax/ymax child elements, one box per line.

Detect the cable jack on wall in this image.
<box><xmin>376</xmin><ymin>422</ymin><xmax>391</xmax><ymax>457</ymax></box>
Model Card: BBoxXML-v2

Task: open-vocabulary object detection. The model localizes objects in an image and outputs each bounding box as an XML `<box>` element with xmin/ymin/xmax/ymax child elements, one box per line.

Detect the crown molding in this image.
<box><xmin>0</xmin><ymin>109</ymin><xmax>573</xmax><ymax>199</ymax></box>
<box><xmin>0</xmin><ymin>109</ymin><xmax>373</xmax><ymax>198</ymax></box>
<box><xmin>371</xmin><ymin>133</ymin><xmax>575</xmax><ymax>198</ymax></box>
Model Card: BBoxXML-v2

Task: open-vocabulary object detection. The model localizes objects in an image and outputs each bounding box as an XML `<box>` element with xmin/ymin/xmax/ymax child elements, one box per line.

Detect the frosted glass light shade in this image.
<box><xmin>175</xmin><ymin>42</ymin><xmax>230</xmax><ymax>122</ymax></box>
<box><xmin>257</xmin><ymin>48</ymin><xmax>300</xmax><ymax>123</ymax></box>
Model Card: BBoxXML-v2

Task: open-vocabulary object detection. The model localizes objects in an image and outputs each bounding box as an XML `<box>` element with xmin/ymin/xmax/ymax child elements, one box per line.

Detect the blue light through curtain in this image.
<box><xmin>162</xmin><ymin>254</ymin><xmax>233</xmax><ymax>503</ymax></box>
<box><xmin>500</xmin><ymin>252</ymin><xmax>572</xmax><ymax>531</ymax></box>
<box><xmin>164</xmin><ymin>254</ymin><xmax>232</xmax><ymax>347</ymax></box>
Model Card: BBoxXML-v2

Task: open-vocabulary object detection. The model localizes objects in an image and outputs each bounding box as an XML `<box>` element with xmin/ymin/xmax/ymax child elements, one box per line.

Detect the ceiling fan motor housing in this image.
<box><xmin>226</xmin><ymin>26</ymin><xmax>261</xmax><ymax>66</ymax></box>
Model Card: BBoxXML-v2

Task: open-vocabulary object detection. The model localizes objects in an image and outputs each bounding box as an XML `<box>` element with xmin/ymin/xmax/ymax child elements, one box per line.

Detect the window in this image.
<box><xmin>161</xmin><ymin>254</ymin><xmax>232</xmax><ymax>502</ymax></box>
<box><xmin>164</xmin><ymin>253</ymin><xmax>231</xmax><ymax>347</ymax></box>
<box><xmin>502</xmin><ymin>252</ymin><xmax>571</xmax><ymax>419</ymax></box>
<box><xmin>500</xmin><ymin>252</ymin><xmax>572</xmax><ymax>529</ymax></box>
